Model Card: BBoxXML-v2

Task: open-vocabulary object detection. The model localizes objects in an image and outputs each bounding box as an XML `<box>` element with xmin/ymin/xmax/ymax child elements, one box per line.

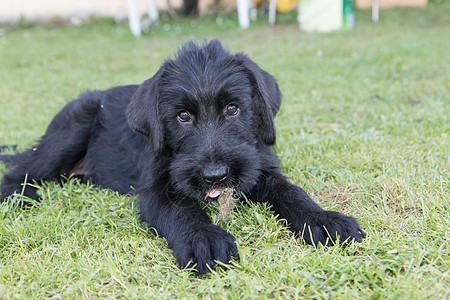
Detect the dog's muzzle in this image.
<box><xmin>201</xmin><ymin>165</ymin><xmax>229</xmax><ymax>184</ymax></box>
<box><xmin>201</xmin><ymin>165</ymin><xmax>230</xmax><ymax>198</ymax></box>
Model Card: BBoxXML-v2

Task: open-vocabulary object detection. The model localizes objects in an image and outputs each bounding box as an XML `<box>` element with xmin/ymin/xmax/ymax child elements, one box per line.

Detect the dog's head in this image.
<box><xmin>127</xmin><ymin>40</ymin><xmax>282</xmax><ymax>199</ymax></box>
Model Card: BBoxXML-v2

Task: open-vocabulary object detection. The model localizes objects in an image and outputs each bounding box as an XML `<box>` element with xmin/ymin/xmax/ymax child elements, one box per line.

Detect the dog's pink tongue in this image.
<box><xmin>208</xmin><ymin>189</ymin><xmax>221</xmax><ymax>198</ymax></box>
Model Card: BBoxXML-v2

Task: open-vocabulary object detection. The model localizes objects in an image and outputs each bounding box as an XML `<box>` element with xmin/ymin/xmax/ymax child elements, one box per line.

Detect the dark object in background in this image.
<box><xmin>183</xmin><ymin>0</ymin><xmax>198</xmax><ymax>15</ymax></box>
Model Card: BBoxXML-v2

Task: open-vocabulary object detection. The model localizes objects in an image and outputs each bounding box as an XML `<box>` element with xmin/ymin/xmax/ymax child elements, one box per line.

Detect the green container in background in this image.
<box><xmin>343</xmin><ymin>0</ymin><xmax>355</xmax><ymax>29</ymax></box>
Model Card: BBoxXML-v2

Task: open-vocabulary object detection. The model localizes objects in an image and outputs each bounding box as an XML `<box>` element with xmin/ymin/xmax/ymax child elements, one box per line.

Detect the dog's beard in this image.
<box><xmin>168</xmin><ymin>144</ymin><xmax>261</xmax><ymax>201</ymax></box>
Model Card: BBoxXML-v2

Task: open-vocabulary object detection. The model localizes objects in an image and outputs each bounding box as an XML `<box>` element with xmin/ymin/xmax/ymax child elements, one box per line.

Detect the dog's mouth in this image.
<box><xmin>204</xmin><ymin>186</ymin><xmax>238</xmax><ymax>201</ymax></box>
<box><xmin>206</xmin><ymin>188</ymin><xmax>222</xmax><ymax>199</ymax></box>
<box><xmin>202</xmin><ymin>187</ymin><xmax>239</xmax><ymax>221</ymax></box>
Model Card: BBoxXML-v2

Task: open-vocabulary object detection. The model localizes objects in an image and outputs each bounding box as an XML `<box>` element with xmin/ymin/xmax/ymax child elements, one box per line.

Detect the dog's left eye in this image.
<box><xmin>178</xmin><ymin>111</ymin><xmax>192</xmax><ymax>123</ymax></box>
<box><xmin>225</xmin><ymin>104</ymin><xmax>239</xmax><ymax>116</ymax></box>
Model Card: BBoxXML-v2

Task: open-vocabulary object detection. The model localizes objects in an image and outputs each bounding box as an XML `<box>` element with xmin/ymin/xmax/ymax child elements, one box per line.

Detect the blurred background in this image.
<box><xmin>0</xmin><ymin>0</ymin><xmax>432</xmax><ymax>36</ymax></box>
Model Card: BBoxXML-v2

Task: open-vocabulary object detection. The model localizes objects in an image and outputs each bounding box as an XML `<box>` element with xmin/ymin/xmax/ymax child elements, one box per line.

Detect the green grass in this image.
<box><xmin>0</xmin><ymin>4</ymin><xmax>449</xmax><ymax>299</ymax></box>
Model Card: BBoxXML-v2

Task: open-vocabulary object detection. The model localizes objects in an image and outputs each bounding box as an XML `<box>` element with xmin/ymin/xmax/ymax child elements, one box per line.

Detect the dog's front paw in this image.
<box><xmin>295</xmin><ymin>211</ymin><xmax>365</xmax><ymax>247</ymax></box>
<box><xmin>172</xmin><ymin>224</ymin><xmax>239</xmax><ymax>274</ymax></box>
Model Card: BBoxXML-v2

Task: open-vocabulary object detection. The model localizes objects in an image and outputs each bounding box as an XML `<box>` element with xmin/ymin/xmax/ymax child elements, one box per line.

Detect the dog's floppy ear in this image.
<box><xmin>238</xmin><ymin>53</ymin><xmax>282</xmax><ymax>146</ymax></box>
<box><xmin>126</xmin><ymin>69</ymin><xmax>164</xmax><ymax>153</ymax></box>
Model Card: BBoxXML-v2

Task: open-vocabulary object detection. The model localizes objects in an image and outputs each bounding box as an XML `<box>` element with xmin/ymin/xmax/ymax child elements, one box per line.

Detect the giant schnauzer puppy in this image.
<box><xmin>0</xmin><ymin>40</ymin><xmax>365</xmax><ymax>274</ymax></box>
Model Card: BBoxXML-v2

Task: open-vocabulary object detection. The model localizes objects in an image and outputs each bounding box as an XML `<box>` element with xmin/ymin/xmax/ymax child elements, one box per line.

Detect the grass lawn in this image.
<box><xmin>0</xmin><ymin>4</ymin><xmax>449</xmax><ymax>299</ymax></box>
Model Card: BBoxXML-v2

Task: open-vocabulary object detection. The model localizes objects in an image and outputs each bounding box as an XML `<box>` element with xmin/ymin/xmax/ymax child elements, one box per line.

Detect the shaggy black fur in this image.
<box><xmin>0</xmin><ymin>40</ymin><xmax>365</xmax><ymax>274</ymax></box>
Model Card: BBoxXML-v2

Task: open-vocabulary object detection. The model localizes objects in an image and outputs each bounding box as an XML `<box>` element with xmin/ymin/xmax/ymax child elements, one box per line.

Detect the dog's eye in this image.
<box><xmin>225</xmin><ymin>104</ymin><xmax>239</xmax><ymax>116</ymax></box>
<box><xmin>178</xmin><ymin>111</ymin><xmax>192</xmax><ymax>123</ymax></box>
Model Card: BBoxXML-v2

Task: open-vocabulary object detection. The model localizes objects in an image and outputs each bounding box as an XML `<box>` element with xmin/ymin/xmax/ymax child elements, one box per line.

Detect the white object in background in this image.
<box><xmin>372</xmin><ymin>0</ymin><xmax>379</xmax><ymax>22</ymax></box>
<box><xmin>148</xmin><ymin>0</ymin><xmax>159</xmax><ymax>23</ymax></box>
<box><xmin>237</xmin><ymin>0</ymin><xmax>278</xmax><ymax>28</ymax></box>
<box><xmin>237</xmin><ymin>0</ymin><xmax>250</xmax><ymax>29</ymax></box>
<box><xmin>268</xmin><ymin>0</ymin><xmax>277</xmax><ymax>25</ymax></box>
<box><xmin>298</xmin><ymin>0</ymin><xmax>343</xmax><ymax>32</ymax></box>
<box><xmin>127</xmin><ymin>0</ymin><xmax>159</xmax><ymax>37</ymax></box>
<box><xmin>127</xmin><ymin>0</ymin><xmax>141</xmax><ymax>37</ymax></box>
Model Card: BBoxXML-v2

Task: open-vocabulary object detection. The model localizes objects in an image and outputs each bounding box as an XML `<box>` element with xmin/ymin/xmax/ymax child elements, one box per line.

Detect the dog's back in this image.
<box><xmin>0</xmin><ymin>84</ymin><xmax>140</xmax><ymax>201</ymax></box>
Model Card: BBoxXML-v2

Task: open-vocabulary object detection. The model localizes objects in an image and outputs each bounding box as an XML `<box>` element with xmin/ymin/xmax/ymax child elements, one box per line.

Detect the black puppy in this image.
<box><xmin>0</xmin><ymin>40</ymin><xmax>365</xmax><ymax>274</ymax></box>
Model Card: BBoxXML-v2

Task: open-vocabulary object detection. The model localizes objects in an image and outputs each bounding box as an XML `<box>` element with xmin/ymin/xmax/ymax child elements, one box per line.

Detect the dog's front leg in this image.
<box><xmin>138</xmin><ymin>189</ymin><xmax>238</xmax><ymax>274</ymax></box>
<box><xmin>250</xmin><ymin>172</ymin><xmax>365</xmax><ymax>246</ymax></box>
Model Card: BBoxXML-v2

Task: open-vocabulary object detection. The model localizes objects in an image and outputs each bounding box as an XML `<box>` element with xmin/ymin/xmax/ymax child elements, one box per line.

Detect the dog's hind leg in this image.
<box><xmin>0</xmin><ymin>94</ymin><xmax>102</xmax><ymax>202</ymax></box>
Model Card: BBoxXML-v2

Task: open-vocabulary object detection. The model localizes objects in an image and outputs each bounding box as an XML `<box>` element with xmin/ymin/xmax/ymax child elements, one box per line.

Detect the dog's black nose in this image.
<box><xmin>202</xmin><ymin>166</ymin><xmax>229</xmax><ymax>184</ymax></box>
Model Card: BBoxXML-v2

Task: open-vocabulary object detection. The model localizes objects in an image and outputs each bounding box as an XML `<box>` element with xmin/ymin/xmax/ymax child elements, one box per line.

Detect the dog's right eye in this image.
<box><xmin>225</xmin><ymin>104</ymin><xmax>239</xmax><ymax>117</ymax></box>
<box><xmin>177</xmin><ymin>111</ymin><xmax>192</xmax><ymax>123</ymax></box>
